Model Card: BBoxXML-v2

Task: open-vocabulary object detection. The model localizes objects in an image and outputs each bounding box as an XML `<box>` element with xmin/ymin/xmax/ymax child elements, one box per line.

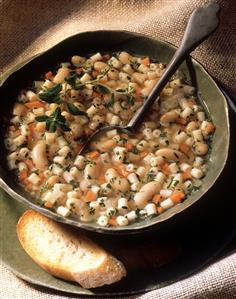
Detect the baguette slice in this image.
<box><xmin>17</xmin><ymin>210</ymin><xmax>126</xmax><ymax>288</ymax></box>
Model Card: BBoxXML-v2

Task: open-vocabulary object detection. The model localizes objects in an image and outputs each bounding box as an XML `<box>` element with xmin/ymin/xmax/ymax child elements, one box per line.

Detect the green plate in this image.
<box><xmin>0</xmin><ymin>30</ymin><xmax>233</xmax><ymax>296</ymax></box>
<box><xmin>0</xmin><ymin>31</ymin><xmax>230</xmax><ymax>234</ymax></box>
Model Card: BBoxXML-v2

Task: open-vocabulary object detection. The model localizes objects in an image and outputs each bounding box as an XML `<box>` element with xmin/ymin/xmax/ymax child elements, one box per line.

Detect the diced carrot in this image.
<box><xmin>25</xmin><ymin>159</ymin><xmax>34</xmax><ymax>170</ymax></box>
<box><xmin>152</xmin><ymin>194</ymin><xmax>163</xmax><ymax>204</ymax></box>
<box><xmin>182</xmin><ymin>170</ymin><xmax>192</xmax><ymax>181</ymax></box>
<box><xmin>141</xmin><ymin>57</ymin><xmax>150</xmax><ymax>66</ymax></box>
<box><xmin>19</xmin><ymin>169</ymin><xmax>28</xmax><ymax>182</ymax></box>
<box><xmin>84</xmin><ymin>190</ymin><xmax>97</xmax><ymax>202</ymax></box>
<box><xmin>25</xmin><ymin>101</ymin><xmax>45</xmax><ymax>109</ymax></box>
<box><xmin>140</xmin><ymin>151</ymin><xmax>148</xmax><ymax>158</ymax></box>
<box><xmin>97</xmin><ymin>175</ymin><xmax>107</xmax><ymax>184</ymax></box>
<box><xmin>108</xmin><ymin>217</ymin><xmax>117</xmax><ymax>226</ymax></box>
<box><xmin>87</xmin><ymin>150</ymin><xmax>100</xmax><ymax>159</ymax></box>
<box><xmin>157</xmin><ymin>206</ymin><xmax>165</xmax><ymax>214</ymax></box>
<box><xmin>125</xmin><ymin>143</ymin><xmax>134</xmax><ymax>151</ymax></box>
<box><xmin>180</xmin><ymin>143</ymin><xmax>191</xmax><ymax>155</ymax></box>
<box><xmin>45</xmin><ymin>71</ymin><xmax>53</xmax><ymax>80</ymax></box>
<box><xmin>161</xmin><ymin>163</ymin><xmax>171</xmax><ymax>175</ymax></box>
<box><xmin>115</xmin><ymin>165</ymin><xmax>129</xmax><ymax>178</ymax></box>
<box><xmin>171</xmin><ymin>191</ymin><xmax>185</xmax><ymax>203</ymax></box>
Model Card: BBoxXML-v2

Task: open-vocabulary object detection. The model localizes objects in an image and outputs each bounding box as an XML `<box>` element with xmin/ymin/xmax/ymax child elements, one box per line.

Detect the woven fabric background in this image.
<box><xmin>0</xmin><ymin>0</ymin><xmax>236</xmax><ymax>298</ymax></box>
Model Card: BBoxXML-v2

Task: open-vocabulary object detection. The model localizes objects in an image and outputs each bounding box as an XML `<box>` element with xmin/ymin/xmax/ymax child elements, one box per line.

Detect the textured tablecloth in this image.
<box><xmin>0</xmin><ymin>0</ymin><xmax>236</xmax><ymax>298</ymax></box>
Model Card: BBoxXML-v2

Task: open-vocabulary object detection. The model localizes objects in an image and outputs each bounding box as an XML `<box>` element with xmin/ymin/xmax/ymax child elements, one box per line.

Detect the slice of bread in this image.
<box><xmin>16</xmin><ymin>210</ymin><xmax>126</xmax><ymax>288</ymax></box>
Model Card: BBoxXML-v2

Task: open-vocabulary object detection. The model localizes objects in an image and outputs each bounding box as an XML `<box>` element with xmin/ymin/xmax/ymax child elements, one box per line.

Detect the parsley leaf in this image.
<box><xmin>127</xmin><ymin>95</ymin><xmax>135</xmax><ymax>106</ymax></box>
<box><xmin>95</xmin><ymin>84</ymin><xmax>110</xmax><ymax>94</ymax></box>
<box><xmin>67</xmin><ymin>103</ymin><xmax>88</xmax><ymax>116</ymax></box>
<box><xmin>39</xmin><ymin>84</ymin><xmax>62</xmax><ymax>103</ymax></box>
<box><xmin>36</xmin><ymin>107</ymin><xmax>71</xmax><ymax>133</ymax></box>
<box><xmin>106</xmin><ymin>93</ymin><xmax>115</xmax><ymax>108</ymax></box>
<box><xmin>64</xmin><ymin>74</ymin><xmax>83</xmax><ymax>90</ymax></box>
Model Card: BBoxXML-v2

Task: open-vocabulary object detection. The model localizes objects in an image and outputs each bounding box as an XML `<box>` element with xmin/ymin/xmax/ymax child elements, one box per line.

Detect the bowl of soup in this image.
<box><xmin>0</xmin><ymin>30</ymin><xmax>229</xmax><ymax>233</ymax></box>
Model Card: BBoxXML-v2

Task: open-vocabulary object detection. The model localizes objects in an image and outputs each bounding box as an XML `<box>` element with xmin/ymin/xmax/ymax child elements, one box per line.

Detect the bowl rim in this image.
<box><xmin>0</xmin><ymin>30</ymin><xmax>230</xmax><ymax>234</ymax></box>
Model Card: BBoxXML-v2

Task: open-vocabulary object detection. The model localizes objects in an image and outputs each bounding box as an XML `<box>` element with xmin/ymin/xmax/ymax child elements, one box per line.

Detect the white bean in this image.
<box><xmin>134</xmin><ymin>181</ymin><xmax>161</xmax><ymax>208</ymax></box>
<box><xmin>155</xmin><ymin>148</ymin><xmax>187</xmax><ymax>161</ymax></box>
<box><xmin>160</xmin><ymin>110</ymin><xmax>179</xmax><ymax>126</ymax></box>
<box><xmin>105</xmin><ymin>168</ymin><xmax>129</xmax><ymax>193</ymax></box>
<box><xmin>31</xmin><ymin>141</ymin><xmax>48</xmax><ymax>170</ymax></box>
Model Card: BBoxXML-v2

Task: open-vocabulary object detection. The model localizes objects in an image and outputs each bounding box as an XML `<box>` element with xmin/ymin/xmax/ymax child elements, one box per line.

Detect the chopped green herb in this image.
<box><xmin>95</xmin><ymin>84</ymin><xmax>110</xmax><ymax>94</ymax></box>
<box><xmin>35</xmin><ymin>107</ymin><xmax>71</xmax><ymax>133</ymax></box>
<box><xmin>130</xmin><ymin>60</ymin><xmax>140</xmax><ymax>70</ymax></box>
<box><xmin>67</xmin><ymin>102</ymin><xmax>88</xmax><ymax>116</ymax></box>
<box><xmin>89</xmin><ymin>207</ymin><xmax>96</xmax><ymax>215</ymax></box>
<box><xmin>146</xmin><ymin>172</ymin><xmax>156</xmax><ymax>182</ymax></box>
<box><xmin>132</xmin><ymin>148</ymin><xmax>139</xmax><ymax>154</ymax></box>
<box><xmin>106</xmin><ymin>93</ymin><xmax>115</xmax><ymax>107</ymax></box>
<box><xmin>64</xmin><ymin>73</ymin><xmax>78</xmax><ymax>87</ymax></box>
<box><xmin>160</xmin><ymin>132</ymin><xmax>167</xmax><ymax>138</ymax></box>
<box><xmin>127</xmin><ymin>95</ymin><xmax>135</xmax><ymax>106</ymax></box>
<box><xmin>39</xmin><ymin>84</ymin><xmax>62</xmax><ymax>103</ymax></box>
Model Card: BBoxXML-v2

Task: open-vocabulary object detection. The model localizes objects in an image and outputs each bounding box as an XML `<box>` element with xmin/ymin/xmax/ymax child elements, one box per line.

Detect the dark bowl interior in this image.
<box><xmin>0</xmin><ymin>30</ymin><xmax>230</xmax><ymax>234</ymax></box>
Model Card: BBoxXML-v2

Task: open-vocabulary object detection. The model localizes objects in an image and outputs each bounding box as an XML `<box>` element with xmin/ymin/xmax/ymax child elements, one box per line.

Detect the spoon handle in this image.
<box><xmin>127</xmin><ymin>2</ymin><xmax>220</xmax><ymax>132</ymax></box>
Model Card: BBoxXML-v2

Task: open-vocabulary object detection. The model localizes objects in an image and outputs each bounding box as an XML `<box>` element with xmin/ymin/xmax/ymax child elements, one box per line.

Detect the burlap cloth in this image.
<box><xmin>0</xmin><ymin>0</ymin><xmax>236</xmax><ymax>298</ymax></box>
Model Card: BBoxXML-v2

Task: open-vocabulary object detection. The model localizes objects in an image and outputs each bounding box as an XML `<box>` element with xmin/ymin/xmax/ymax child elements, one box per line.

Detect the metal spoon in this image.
<box><xmin>79</xmin><ymin>2</ymin><xmax>220</xmax><ymax>154</ymax></box>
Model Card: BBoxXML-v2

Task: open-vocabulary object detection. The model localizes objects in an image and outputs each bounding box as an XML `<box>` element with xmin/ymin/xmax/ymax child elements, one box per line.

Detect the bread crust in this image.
<box><xmin>17</xmin><ymin>210</ymin><xmax>126</xmax><ymax>288</ymax></box>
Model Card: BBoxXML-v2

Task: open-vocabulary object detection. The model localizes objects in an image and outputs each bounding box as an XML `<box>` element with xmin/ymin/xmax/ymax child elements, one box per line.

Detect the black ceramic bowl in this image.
<box><xmin>0</xmin><ymin>30</ymin><xmax>230</xmax><ymax>234</ymax></box>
